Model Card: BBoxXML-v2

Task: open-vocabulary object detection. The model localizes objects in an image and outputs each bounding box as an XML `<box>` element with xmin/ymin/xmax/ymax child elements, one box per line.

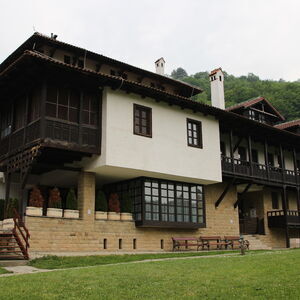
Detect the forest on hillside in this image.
<box><xmin>171</xmin><ymin>68</ymin><xmax>300</xmax><ymax>121</ymax></box>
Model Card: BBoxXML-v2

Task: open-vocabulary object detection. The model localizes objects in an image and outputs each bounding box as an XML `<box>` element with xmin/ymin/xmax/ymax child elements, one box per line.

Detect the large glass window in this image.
<box><xmin>14</xmin><ymin>98</ymin><xmax>26</xmax><ymax>131</ymax></box>
<box><xmin>83</xmin><ymin>92</ymin><xmax>98</xmax><ymax>126</ymax></box>
<box><xmin>0</xmin><ymin>106</ymin><xmax>12</xmax><ymax>139</ymax></box>
<box><xmin>46</xmin><ymin>85</ymin><xmax>80</xmax><ymax>123</ymax></box>
<box><xmin>144</xmin><ymin>178</ymin><xmax>204</xmax><ymax>225</ymax></box>
<box><xmin>104</xmin><ymin>177</ymin><xmax>205</xmax><ymax>228</ymax></box>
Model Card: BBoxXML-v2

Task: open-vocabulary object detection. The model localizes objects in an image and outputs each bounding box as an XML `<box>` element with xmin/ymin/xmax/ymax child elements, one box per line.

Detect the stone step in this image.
<box><xmin>243</xmin><ymin>235</ymin><xmax>272</xmax><ymax>250</ymax></box>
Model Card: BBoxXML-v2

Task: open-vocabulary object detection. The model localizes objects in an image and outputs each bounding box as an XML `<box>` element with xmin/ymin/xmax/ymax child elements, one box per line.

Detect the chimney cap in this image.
<box><xmin>209</xmin><ymin>67</ymin><xmax>223</xmax><ymax>76</ymax></box>
<box><xmin>155</xmin><ymin>57</ymin><xmax>165</xmax><ymax>64</ymax></box>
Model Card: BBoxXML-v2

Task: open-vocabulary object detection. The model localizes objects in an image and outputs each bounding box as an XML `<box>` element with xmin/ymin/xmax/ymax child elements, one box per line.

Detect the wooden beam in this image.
<box><xmin>234</xmin><ymin>183</ymin><xmax>252</xmax><ymax>208</ymax></box>
<box><xmin>4</xmin><ymin>172</ymin><xmax>11</xmax><ymax>219</ymax></box>
<box><xmin>293</xmin><ymin>148</ymin><xmax>298</xmax><ymax>186</ymax></box>
<box><xmin>296</xmin><ymin>187</ymin><xmax>300</xmax><ymax>213</ymax></box>
<box><xmin>264</xmin><ymin>140</ymin><xmax>270</xmax><ymax>180</ymax></box>
<box><xmin>282</xmin><ymin>185</ymin><xmax>290</xmax><ymax>248</ymax></box>
<box><xmin>215</xmin><ymin>178</ymin><xmax>235</xmax><ymax>208</ymax></box>
<box><xmin>279</xmin><ymin>144</ymin><xmax>285</xmax><ymax>182</ymax></box>
<box><xmin>233</xmin><ymin>136</ymin><xmax>243</xmax><ymax>153</ymax></box>
<box><xmin>247</xmin><ymin>135</ymin><xmax>253</xmax><ymax>176</ymax></box>
<box><xmin>229</xmin><ymin>130</ymin><xmax>234</xmax><ymax>173</ymax></box>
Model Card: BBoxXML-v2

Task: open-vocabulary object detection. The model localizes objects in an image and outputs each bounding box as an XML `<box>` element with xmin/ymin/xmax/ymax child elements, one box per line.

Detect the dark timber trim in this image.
<box><xmin>282</xmin><ymin>185</ymin><xmax>290</xmax><ymax>248</ymax></box>
<box><xmin>234</xmin><ymin>183</ymin><xmax>252</xmax><ymax>208</ymax></box>
<box><xmin>4</xmin><ymin>172</ymin><xmax>11</xmax><ymax>219</ymax></box>
<box><xmin>233</xmin><ymin>136</ymin><xmax>243</xmax><ymax>153</ymax></box>
<box><xmin>215</xmin><ymin>178</ymin><xmax>235</xmax><ymax>208</ymax></box>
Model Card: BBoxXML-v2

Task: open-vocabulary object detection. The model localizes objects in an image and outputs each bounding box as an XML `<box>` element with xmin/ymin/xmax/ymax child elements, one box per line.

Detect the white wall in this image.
<box><xmin>0</xmin><ymin>173</ymin><xmax>20</xmax><ymax>200</ymax></box>
<box><xmin>84</xmin><ymin>88</ymin><xmax>222</xmax><ymax>185</ymax></box>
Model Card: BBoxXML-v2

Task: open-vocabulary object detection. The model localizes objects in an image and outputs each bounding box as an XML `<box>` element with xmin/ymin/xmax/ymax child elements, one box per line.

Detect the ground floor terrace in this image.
<box><xmin>1</xmin><ymin>170</ymin><xmax>300</xmax><ymax>255</ymax></box>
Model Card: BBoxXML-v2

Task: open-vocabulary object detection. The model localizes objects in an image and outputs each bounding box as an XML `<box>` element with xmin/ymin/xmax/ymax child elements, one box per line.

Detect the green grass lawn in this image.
<box><xmin>0</xmin><ymin>267</ymin><xmax>9</xmax><ymax>275</ymax></box>
<box><xmin>1</xmin><ymin>249</ymin><xmax>300</xmax><ymax>299</ymax></box>
<box><xmin>30</xmin><ymin>250</ymin><xmax>241</xmax><ymax>269</ymax></box>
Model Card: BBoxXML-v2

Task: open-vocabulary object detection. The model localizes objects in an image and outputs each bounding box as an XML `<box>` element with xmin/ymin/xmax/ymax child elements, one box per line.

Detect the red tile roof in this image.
<box><xmin>209</xmin><ymin>67</ymin><xmax>223</xmax><ymax>76</ymax></box>
<box><xmin>226</xmin><ymin>96</ymin><xmax>285</xmax><ymax>121</ymax></box>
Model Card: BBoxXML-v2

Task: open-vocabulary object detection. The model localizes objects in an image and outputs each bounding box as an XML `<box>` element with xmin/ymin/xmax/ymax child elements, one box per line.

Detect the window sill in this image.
<box><xmin>135</xmin><ymin>220</ymin><xmax>205</xmax><ymax>229</ymax></box>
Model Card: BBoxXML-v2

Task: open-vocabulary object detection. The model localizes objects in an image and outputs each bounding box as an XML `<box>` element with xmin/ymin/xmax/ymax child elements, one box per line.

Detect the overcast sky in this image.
<box><xmin>0</xmin><ymin>0</ymin><xmax>299</xmax><ymax>81</ymax></box>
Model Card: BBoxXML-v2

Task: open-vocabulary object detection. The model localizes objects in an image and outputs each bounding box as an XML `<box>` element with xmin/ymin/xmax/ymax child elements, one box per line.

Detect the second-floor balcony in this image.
<box><xmin>222</xmin><ymin>156</ymin><xmax>300</xmax><ymax>185</ymax></box>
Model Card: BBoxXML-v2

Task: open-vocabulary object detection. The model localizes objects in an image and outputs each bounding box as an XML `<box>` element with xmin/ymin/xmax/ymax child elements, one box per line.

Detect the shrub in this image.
<box><xmin>108</xmin><ymin>193</ymin><xmax>120</xmax><ymax>213</ymax></box>
<box><xmin>28</xmin><ymin>186</ymin><xmax>44</xmax><ymax>207</ymax></box>
<box><xmin>48</xmin><ymin>187</ymin><xmax>62</xmax><ymax>209</ymax></box>
<box><xmin>121</xmin><ymin>192</ymin><xmax>132</xmax><ymax>213</ymax></box>
<box><xmin>66</xmin><ymin>188</ymin><xmax>77</xmax><ymax>210</ymax></box>
<box><xmin>95</xmin><ymin>190</ymin><xmax>107</xmax><ymax>212</ymax></box>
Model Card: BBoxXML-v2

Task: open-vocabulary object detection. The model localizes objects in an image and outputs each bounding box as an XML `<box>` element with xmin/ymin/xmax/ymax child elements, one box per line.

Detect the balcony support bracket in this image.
<box><xmin>215</xmin><ymin>178</ymin><xmax>235</xmax><ymax>208</ymax></box>
<box><xmin>234</xmin><ymin>183</ymin><xmax>252</xmax><ymax>208</ymax></box>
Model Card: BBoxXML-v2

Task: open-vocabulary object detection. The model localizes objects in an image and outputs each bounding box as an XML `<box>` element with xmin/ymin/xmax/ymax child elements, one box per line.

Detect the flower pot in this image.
<box><xmin>47</xmin><ymin>208</ymin><xmax>63</xmax><ymax>218</ymax></box>
<box><xmin>2</xmin><ymin>218</ymin><xmax>14</xmax><ymax>230</ymax></box>
<box><xmin>107</xmin><ymin>212</ymin><xmax>120</xmax><ymax>221</ymax></box>
<box><xmin>120</xmin><ymin>213</ymin><xmax>133</xmax><ymax>221</ymax></box>
<box><xmin>26</xmin><ymin>206</ymin><xmax>43</xmax><ymax>217</ymax></box>
<box><xmin>95</xmin><ymin>211</ymin><xmax>108</xmax><ymax>220</ymax></box>
<box><xmin>64</xmin><ymin>209</ymin><xmax>79</xmax><ymax>219</ymax></box>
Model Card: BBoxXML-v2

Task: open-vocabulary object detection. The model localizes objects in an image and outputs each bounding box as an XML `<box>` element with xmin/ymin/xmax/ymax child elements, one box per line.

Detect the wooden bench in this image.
<box><xmin>200</xmin><ymin>236</ymin><xmax>230</xmax><ymax>250</ymax></box>
<box><xmin>224</xmin><ymin>236</ymin><xmax>250</xmax><ymax>250</ymax></box>
<box><xmin>172</xmin><ymin>237</ymin><xmax>201</xmax><ymax>251</ymax></box>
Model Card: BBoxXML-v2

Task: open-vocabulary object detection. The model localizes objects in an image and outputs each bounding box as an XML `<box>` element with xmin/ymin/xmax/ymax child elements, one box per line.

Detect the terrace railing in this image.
<box><xmin>267</xmin><ymin>210</ymin><xmax>300</xmax><ymax>228</ymax></box>
<box><xmin>221</xmin><ymin>156</ymin><xmax>299</xmax><ymax>185</ymax></box>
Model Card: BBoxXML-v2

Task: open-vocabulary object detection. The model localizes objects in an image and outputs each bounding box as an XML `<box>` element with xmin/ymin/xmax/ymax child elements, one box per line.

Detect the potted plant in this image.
<box><xmin>120</xmin><ymin>192</ymin><xmax>133</xmax><ymax>221</ymax></box>
<box><xmin>47</xmin><ymin>187</ymin><xmax>63</xmax><ymax>217</ymax></box>
<box><xmin>26</xmin><ymin>186</ymin><xmax>44</xmax><ymax>216</ymax></box>
<box><xmin>64</xmin><ymin>188</ymin><xmax>79</xmax><ymax>218</ymax></box>
<box><xmin>95</xmin><ymin>190</ymin><xmax>108</xmax><ymax>220</ymax></box>
<box><xmin>107</xmin><ymin>193</ymin><xmax>121</xmax><ymax>220</ymax></box>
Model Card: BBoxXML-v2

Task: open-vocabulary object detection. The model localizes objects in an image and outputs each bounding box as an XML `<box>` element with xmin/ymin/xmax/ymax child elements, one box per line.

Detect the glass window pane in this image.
<box><xmin>59</xmin><ymin>88</ymin><xmax>69</xmax><ymax>105</ymax></box>
<box><xmin>46</xmin><ymin>103</ymin><xmax>56</xmax><ymax>118</ymax></box>
<box><xmin>58</xmin><ymin>106</ymin><xmax>68</xmax><ymax>120</ymax></box>
<box><xmin>69</xmin><ymin>108</ymin><xmax>78</xmax><ymax>123</ymax></box>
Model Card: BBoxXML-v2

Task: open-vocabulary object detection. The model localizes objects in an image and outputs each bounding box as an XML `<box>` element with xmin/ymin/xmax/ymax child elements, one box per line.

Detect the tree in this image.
<box><xmin>171</xmin><ymin>67</ymin><xmax>188</xmax><ymax>80</ymax></box>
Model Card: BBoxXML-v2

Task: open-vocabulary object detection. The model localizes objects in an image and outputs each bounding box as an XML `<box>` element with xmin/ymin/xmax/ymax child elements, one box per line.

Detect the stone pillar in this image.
<box><xmin>78</xmin><ymin>172</ymin><xmax>95</xmax><ymax>222</ymax></box>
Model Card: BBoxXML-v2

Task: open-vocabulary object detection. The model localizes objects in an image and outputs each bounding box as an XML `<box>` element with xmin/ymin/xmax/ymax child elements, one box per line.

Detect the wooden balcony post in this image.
<box><xmin>40</xmin><ymin>81</ymin><xmax>47</xmax><ymax>139</ymax></box>
<box><xmin>297</xmin><ymin>187</ymin><xmax>300</xmax><ymax>213</ymax></box>
<box><xmin>293</xmin><ymin>148</ymin><xmax>298</xmax><ymax>185</ymax></box>
<box><xmin>229</xmin><ymin>130</ymin><xmax>234</xmax><ymax>173</ymax></box>
<box><xmin>279</xmin><ymin>144</ymin><xmax>285</xmax><ymax>183</ymax></box>
<box><xmin>281</xmin><ymin>185</ymin><xmax>290</xmax><ymax>248</ymax></box>
<box><xmin>4</xmin><ymin>172</ymin><xmax>11</xmax><ymax>219</ymax></box>
<box><xmin>264</xmin><ymin>140</ymin><xmax>270</xmax><ymax>180</ymax></box>
<box><xmin>247</xmin><ymin>135</ymin><xmax>253</xmax><ymax>176</ymax></box>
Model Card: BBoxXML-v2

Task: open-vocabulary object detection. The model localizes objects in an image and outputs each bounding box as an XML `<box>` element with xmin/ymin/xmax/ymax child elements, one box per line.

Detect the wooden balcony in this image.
<box><xmin>267</xmin><ymin>210</ymin><xmax>300</xmax><ymax>228</ymax></box>
<box><xmin>0</xmin><ymin>118</ymin><xmax>100</xmax><ymax>161</ymax></box>
<box><xmin>221</xmin><ymin>156</ymin><xmax>299</xmax><ymax>186</ymax></box>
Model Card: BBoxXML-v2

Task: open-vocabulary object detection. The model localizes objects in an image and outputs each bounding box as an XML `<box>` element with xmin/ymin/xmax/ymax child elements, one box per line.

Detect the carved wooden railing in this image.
<box><xmin>221</xmin><ymin>156</ymin><xmax>299</xmax><ymax>185</ymax></box>
<box><xmin>12</xmin><ymin>208</ymin><xmax>30</xmax><ymax>260</ymax></box>
<box><xmin>267</xmin><ymin>210</ymin><xmax>300</xmax><ymax>228</ymax></box>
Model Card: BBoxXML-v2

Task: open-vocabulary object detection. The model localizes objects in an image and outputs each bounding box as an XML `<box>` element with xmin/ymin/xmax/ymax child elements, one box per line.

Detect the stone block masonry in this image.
<box><xmin>25</xmin><ymin>182</ymin><xmax>242</xmax><ymax>253</ymax></box>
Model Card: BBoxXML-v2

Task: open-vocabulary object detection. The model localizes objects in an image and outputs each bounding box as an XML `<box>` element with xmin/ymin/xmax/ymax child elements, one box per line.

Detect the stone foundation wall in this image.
<box><xmin>25</xmin><ymin>182</ymin><xmax>241</xmax><ymax>253</ymax></box>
